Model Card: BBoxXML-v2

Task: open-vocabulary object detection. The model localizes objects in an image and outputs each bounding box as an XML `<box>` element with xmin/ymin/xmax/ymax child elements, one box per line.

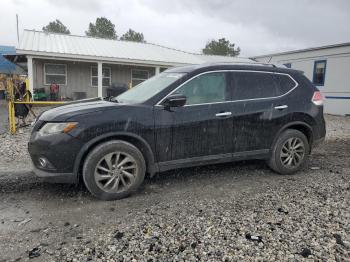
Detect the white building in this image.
<box><xmin>8</xmin><ymin>30</ymin><xmax>252</xmax><ymax>100</ymax></box>
<box><xmin>252</xmin><ymin>43</ymin><xmax>350</xmax><ymax>115</ymax></box>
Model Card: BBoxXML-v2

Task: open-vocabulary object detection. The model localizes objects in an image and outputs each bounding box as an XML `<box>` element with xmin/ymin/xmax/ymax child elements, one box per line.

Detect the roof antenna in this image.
<box><xmin>16</xmin><ymin>14</ymin><xmax>19</xmax><ymax>44</ymax></box>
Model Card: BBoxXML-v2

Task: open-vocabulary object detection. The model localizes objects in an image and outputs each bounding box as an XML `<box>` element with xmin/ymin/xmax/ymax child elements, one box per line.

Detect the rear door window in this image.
<box><xmin>230</xmin><ymin>72</ymin><xmax>279</xmax><ymax>100</ymax></box>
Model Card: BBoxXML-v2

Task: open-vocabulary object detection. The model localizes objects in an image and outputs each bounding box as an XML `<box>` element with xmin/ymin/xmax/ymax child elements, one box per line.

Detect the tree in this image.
<box><xmin>42</xmin><ymin>19</ymin><xmax>70</xmax><ymax>34</ymax></box>
<box><xmin>202</xmin><ymin>38</ymin><xmax>240</xmax><ymax>57</ymax></box>
<box><xmin>120</xmin><ymin>29</ymin><xmax>146</xmax><ymax>43</ymax></box>
<box><xmin>85</xmin><ymin>17</ymin><xmax>117</xmax><ymax>39</ymax></box>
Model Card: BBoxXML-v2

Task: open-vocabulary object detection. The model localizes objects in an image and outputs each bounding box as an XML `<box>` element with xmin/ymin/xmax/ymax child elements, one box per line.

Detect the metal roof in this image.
<box><xmin>0</xmin><ymin>45</ymin><xmax>25</xmax><ymax>74</ymax></box>
<box><xmin>252</xmin><ymin>42</ymin><xmax>350</xmax><ymax>59</ymax></box>
<box><xmin>17</xmin><ymin>30</ymin><xmax>252</xmax><ymax>66</ymax></box>
<box><xmin>0</xmin><ymin>45</ymin><xmax>16</xmax><ymax>55</ymax></box>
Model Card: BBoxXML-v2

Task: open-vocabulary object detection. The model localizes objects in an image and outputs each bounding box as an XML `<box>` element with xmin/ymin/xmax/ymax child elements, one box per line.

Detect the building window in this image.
<box><xmin>131</xmin><ymin>69</ymin><xmax>149</xmax><ymax>87</ymax></box>
<box><xmin>160</xmin><ymin>67</ymin><xmax>168</xmax><ymax>73</ymax></box>
<box><xmin>91</xmin><ymin>66</ymin><xmax>111</xmax><ymax>87</ymax></box>
<box><xmin>284</xmin><ymin>63</ymin><xmax>291</xmax><ymax>68</ymax></box>
<box><xmin>313</xmin><ymin>60</ymin><xmax>327</xmax><ymax>86</ymax></box>
<box><xmin>44</xmin><ymin>64</ymin><xmax>67</xmax><ymax>85</ymax></box>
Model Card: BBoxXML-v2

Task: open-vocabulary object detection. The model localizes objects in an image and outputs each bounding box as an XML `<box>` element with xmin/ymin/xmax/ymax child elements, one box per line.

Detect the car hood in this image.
<box><xmin>39</xmin><ymin>98</ymin><xmax>119</xmax><ymax>121</ymax></box>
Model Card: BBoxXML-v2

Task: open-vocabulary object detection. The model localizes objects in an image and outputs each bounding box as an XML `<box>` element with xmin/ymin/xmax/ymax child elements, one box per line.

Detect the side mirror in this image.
<box><xmin>163</xmin><ymin>94</ymin><xmax>186</xmax><ymax>109</ymax></box>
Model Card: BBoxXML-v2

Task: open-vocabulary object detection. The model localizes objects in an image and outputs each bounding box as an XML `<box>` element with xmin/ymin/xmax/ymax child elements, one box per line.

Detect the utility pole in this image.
<box><xmin>16</xmin><ymin>14</ymin><xmax>19</xmax><ymax>44</ymax></box>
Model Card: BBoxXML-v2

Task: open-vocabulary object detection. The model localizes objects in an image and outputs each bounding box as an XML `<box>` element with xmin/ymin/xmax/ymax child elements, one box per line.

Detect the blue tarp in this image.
<box><xmin>0</xmin><ymin>45</ymin><xmax>17</xmax><ymax>74</ymax></box>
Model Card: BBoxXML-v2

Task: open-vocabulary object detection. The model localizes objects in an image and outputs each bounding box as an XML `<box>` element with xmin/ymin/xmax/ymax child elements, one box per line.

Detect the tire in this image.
<box><xmin>83</xmin><ymin>140</ymin><xmax>146</xmax><ymax>201</ymax></box>
<box><xmin>268</xmin><ymin>129</ymin><xmax>310</xmax><ymax>175</ymax></box>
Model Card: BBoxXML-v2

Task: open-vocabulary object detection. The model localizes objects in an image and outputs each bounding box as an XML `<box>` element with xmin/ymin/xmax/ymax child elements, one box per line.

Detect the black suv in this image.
<box><xmin>28</xmin><ymin>63</ymin><xmax>326</xmax><ymax>200</ymax></box>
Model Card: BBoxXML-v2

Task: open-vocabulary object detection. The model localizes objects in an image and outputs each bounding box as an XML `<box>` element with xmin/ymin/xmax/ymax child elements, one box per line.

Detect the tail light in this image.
<box><xmin>312</xmin><ymin>91</ymin><xmax>323</xmax><ymax>106</ymax></box>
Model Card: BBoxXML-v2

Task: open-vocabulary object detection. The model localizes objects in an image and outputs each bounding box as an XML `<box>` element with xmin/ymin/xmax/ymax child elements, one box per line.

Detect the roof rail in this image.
<box><xmin>251</xmin><ymin>62</ymin><xmax>277</xmax><ymax>68</ymax></box>
<box><xmin>208</xmin><ymin>61</ymin><xmax>278</xmax><ymax>68</ymax></box>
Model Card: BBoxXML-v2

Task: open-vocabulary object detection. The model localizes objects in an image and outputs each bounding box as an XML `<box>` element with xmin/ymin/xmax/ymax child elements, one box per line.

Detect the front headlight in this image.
<box><xmin>38</xmin><ymin>122</ymin><xmax>78</xmax><ymax>136</ymax></box>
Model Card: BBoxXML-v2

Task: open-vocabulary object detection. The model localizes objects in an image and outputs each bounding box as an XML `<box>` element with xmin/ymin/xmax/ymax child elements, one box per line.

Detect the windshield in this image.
<box><xmin>114</xmin><ymin>72</ymin><xmax>185</xmax><ymax>104</ymax></box>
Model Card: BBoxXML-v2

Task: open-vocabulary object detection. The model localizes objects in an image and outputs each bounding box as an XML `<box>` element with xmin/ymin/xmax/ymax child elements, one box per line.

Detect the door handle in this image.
<box><xmin>274</xmin><ymin>105</ymin><xmax>288</xmax><ymax>110</ymax></box>
<box><xmin>215</xmin><ymin>112</ymin><xmax>232</xmax><ymax>117</ymax></box>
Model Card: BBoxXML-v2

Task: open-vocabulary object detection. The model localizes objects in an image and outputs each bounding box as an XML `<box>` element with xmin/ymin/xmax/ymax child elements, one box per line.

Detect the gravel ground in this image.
<box><xmin>0</xmin><ymin>114</ymin><xmax>349</xmax><ymax>261</ymax></box>
<box><xmin>0</xmin><ymin>106</ymin><xmax>48</xmax><ymax>171</ymax></box>
<box><xmin>0</xmin><ymin>102</ymin><xmax>8</xmax><ymax>134</ymax></box>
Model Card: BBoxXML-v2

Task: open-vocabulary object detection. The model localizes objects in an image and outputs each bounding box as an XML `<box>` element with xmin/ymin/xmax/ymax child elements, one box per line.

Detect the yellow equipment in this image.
<box><xmin>6</xmin><ymin>77</ymin><xmax>65</xmax><ymax>134</ymax></box>
<box><xmin>6</xmin><ymin>78</ymin><xmax>16</xmax><ymax>134</ymax></box>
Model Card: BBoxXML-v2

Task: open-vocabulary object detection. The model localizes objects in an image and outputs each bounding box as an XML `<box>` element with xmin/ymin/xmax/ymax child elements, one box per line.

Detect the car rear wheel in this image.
<box><xmin>83</xmin><ymin>140</ymin><xmax>146</xmax><ymax>200</ymax></box>
<box><xmin>268</xmin><ymin>129</ymin><xmax>309</xmax><ymax>175</ymax></box>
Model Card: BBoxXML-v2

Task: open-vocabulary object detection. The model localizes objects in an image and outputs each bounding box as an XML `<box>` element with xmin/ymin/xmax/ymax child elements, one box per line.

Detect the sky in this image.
<box><xmin>1</xmin><ymin>0</ymin><xmax>350</xmax><ymax>57</ymax></box>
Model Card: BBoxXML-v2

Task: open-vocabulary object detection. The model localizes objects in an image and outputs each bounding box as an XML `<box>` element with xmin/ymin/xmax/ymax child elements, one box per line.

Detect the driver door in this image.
<box><xmin>154</xmin><ymin>72</ymin><xmax>234</xmax><ymax>170</ymax></box>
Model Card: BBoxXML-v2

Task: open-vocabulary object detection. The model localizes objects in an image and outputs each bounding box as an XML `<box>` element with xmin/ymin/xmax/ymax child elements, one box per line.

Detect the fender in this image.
<box><xmin>72</xmin><ymin>132</ymin><xmax>157</xmax><ymax>180</ymax></box>
<box><xmin>271</xmin><ymin>121</ymin><xmax>314</xmax><ymax>152</ymax></box>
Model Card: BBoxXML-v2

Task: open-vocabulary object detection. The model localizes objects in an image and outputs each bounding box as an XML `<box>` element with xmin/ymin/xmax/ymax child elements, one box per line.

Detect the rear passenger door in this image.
<box><xmin>229</xmin><ymin>71</ymin><xmax>295</xmax><ymax>153</ymax></box>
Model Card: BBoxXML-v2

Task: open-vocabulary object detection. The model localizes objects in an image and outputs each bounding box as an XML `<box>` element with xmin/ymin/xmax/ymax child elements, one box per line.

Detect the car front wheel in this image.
<box><xmin>83</xmin><ymin>140</ymin><xmax>146</xmax><ymax>200</ymax></box>
<box><xmin>268</xmin><ymin>129</ymin><xmax>310</xmax><ymax>175</ymax></box>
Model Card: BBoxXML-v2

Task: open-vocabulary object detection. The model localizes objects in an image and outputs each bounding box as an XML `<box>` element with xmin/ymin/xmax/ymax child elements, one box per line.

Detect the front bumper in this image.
<box><xmin>32</xmin><ymin>165</ymin><xmax>76</xmax><ymax>183</ymax></box>
<box><xmin>28</xmin><ymin>131</ymin><xmax>84</xmax><ymax>183</ymax></box>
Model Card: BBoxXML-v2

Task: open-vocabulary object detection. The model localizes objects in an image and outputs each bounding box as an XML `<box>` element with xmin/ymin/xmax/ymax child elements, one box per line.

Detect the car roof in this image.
<box><xmin>165</xmin><ymin>62</ymin><xmax>302</xmax><ymax>75</ymax></box>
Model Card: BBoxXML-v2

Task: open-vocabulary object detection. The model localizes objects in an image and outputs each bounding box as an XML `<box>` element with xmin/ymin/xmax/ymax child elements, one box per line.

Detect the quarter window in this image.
<box><xmin>313</xmin><ymin>60</ymin><xmax>326</xmax><ymax>86</ymax></box>
<box><xmin>91</xmin><ymin>66</ymin><xmax>111</xmax><ymax>87</ymax></box>
<box><xmin>174</xmin><ymin>72</ymin><xmax>228</xmax><ymax>105</ymax></box>
<box><xmin>44</xmin><ymin>64</ymin><xmax>67</xmax><ymax>85</ymax></box>
<box><xmin>231</xmin><ymin>72</ymin><xmax>279</xmax><ymax>100</ymax></box>
<box><xmin>274</xmin><ymin>74</ymin><xmax>296</xmax><ymax>95</ymax></box>
<box><xmin>131</xmin><ymin>70</ymin><xmax>149</xmax><ymax>87</ymax></box>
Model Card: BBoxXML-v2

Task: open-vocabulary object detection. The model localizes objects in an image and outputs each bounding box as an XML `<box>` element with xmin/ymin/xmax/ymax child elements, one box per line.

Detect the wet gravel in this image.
<box><xmin>0</xmin><ymin>114</ymin><xmax>349</xmax><ymax>261</ymax></box>
<box><xmin>0</xmin><ymin>107</ymin><xmax>48</xmax><ymax>171</ymax></box>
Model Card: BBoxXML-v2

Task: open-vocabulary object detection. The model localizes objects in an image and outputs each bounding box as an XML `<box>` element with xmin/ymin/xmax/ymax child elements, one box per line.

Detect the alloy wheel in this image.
<box><xmin>280</xmin><ymin>137</ymin><xmax>305</xmax><ymax>168</ymax></box>
<box><xmin>94</xmin><ymin>152</ymin><xmax>138</xmax><ymax>193</ymax></box>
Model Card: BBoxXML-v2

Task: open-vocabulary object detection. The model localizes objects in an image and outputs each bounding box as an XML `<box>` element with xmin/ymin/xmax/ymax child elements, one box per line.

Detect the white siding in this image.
<box><xmin>32</xmin><ymin>59</ymin><xmax>159</xmax><ymax>99</ymax></box>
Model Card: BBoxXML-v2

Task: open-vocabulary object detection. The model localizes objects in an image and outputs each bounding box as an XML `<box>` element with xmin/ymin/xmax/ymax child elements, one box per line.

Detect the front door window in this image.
<box><xmin>174</xmin><ymin>72</ymin><xmax>228</xmax><ymax>105</ymax></box>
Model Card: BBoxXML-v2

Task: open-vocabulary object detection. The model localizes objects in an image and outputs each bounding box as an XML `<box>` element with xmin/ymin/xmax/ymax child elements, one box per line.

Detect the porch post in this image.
<box><xmin>155</xmin><ymin>66</ymin><xmax>160</xmax><ymax>75</ymax></box>
<box><xmin>27</xmin><ymin>56</ymin><xmax>34</xmax><ymax>96</ymax></box>
<box><xmin>97</xmin><ymin>61</ymin><xmax>103</xmax><ymax>97</ymax></box>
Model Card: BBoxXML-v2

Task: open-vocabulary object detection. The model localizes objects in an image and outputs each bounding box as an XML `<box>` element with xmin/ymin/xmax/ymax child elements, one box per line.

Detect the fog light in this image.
<box><xmin>37</xmin><ymin>157</ymin><xmax>55</xmax><ymax>169</ymax></box>
<box><xmin>38</xmin><ymin>157</ymin><xmax>47</xmax><ymax>168</ymax></box>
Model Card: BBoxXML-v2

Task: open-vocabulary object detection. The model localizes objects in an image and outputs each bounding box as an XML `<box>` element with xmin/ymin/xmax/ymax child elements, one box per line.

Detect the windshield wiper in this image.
<box><xmin>106</xmin><ymin>97</ymin><xmax>120</xmax><ymax>103</ymax></box>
